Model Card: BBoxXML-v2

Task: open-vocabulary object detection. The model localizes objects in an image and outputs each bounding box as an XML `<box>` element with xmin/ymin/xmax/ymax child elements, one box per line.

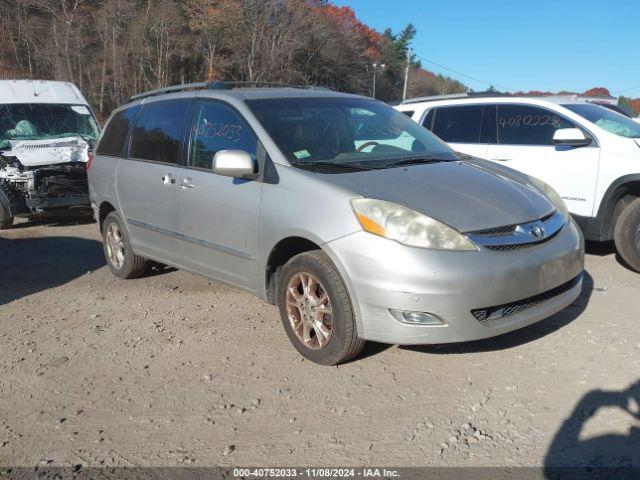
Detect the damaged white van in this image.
<box><xmin>0</xmin><ymin>80</ymin><xmax>100</xmax><ymax>228</ymax></box>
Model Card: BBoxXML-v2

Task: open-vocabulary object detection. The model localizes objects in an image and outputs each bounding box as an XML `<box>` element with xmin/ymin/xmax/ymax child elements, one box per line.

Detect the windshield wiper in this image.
<box><xmin>293</xmin><ymin>161</ymin><xmax>372</xmax><ymax>171</ymax></box>
<box><xmin>383</xmin><ymin>157</ymin><xmax>450</xmax><ymax>168</ymax></box>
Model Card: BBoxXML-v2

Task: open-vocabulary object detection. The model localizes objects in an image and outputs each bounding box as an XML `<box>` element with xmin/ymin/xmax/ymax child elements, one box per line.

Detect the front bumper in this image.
<box><xmin>325</xmin><ymin>219</ymin><xmax>584</xmax><ymax>345</ymax></box>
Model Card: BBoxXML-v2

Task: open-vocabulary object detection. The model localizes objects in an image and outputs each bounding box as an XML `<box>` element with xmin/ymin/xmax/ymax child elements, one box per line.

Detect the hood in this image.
<box><xmin>2</xmin><ymin>136</ymin><xmax>89</xmax><ymax>167</ymax></box>
<box><xmin>317</xmin><ymin>159</ymin><xmax>555</xmax><ymax>233</ymax></box>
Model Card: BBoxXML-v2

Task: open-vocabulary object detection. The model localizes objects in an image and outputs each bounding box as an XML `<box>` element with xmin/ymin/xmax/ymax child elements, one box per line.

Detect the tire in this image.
<box><xmin>0</xmin><ymin>206</ymin><xmax>13</xmax><ymax>229</ymax></box>
<box><xmin>101</xmin><ymin>211</ymin><xmax>148</xmax><ymax>279</ymax></box>
<box><xmin>0</xmin><ymin>184</ymin><xmax>15</xmax><ymax>230</ymax></box>
<box><xmin>614</xmin><ymin>197</ymin><xmax>640</xmax><ymax>273</ymax></box>
<box><xmin>277</xmin><ymin>250</ymin><xmax>365</xmax><ymax>365</ymax></box>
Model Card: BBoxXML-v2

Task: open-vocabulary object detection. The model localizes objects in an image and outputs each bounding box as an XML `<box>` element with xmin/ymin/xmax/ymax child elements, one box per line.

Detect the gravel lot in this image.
<box><xmin>1</xmin><ymin>217</ymin><xmax>639</xmax><ymax>469</ymax></box>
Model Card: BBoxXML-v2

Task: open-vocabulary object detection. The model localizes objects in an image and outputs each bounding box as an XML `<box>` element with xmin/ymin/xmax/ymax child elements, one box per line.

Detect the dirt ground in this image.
<box><xmin>1</xmin><ymin>216</ymin><xmax>639</xmax><ymax>469</ymax></box>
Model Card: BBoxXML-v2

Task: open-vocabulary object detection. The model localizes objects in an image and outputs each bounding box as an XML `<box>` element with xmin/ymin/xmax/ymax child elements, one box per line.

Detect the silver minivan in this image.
<box><xmin>89</xmin><ymin>82</ymin><xmax>584</xmax><ymax>365</ymax></box>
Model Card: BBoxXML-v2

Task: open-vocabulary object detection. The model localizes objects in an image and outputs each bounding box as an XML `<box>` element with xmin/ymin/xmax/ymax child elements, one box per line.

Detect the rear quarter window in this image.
<box><xmin>423</xmin><ymin>109</ymin><xmax>435</xmax><ymax>130</ymax></box>
<box><xmin>431</xmin><ymin>105</ymin><xmax>484</xmax><ymax>143</ymax></box>
<box><xmin>96</xmin><ymin>106</ymin><xmax>141</xmax><ymax>157</ymax></box>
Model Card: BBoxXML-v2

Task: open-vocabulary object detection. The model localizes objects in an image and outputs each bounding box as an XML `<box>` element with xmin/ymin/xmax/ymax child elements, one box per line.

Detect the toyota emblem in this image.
<box><xmin>530</xmin><ymin>225</ymin><xmax>545</xmax><ymax>239</ymax></box>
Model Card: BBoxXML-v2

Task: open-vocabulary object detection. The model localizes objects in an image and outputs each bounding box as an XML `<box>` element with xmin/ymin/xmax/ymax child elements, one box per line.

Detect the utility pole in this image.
<box><xmin>402</xmin><ymin>48</ymin><xmax>412</xmax><ymax>101</ymax></box>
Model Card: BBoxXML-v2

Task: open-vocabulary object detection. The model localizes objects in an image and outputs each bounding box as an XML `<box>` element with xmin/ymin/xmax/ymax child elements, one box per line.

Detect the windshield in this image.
<box><xmin>563</xmin><ymin>103</ymin><xmax>640</xmax><ymax>138</ymax></box>
<box><xmin>246</xmin><ymin>97</ymin><xmax>457</xmax><ymax>169</ymax></box>
<box><xmin>0</xmin><ymin>103</ymin><xmax>100</xmax><ymax>147</ymax></box>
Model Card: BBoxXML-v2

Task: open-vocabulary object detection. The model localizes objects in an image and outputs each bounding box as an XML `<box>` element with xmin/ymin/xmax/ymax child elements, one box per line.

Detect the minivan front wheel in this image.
<box><xmin>614</xmin><ymin>197</ymin><xmax>640</xmax><ymax>273</ymax></box>
<box><xmin>102</xmin><ymin>211</ymin><xmax>148</xmax><ymax>279</ymax></box>
<box><xmin>278</xmin><ymin>250</ymin><xmax>365</xmax><ymax>365</ymax></box>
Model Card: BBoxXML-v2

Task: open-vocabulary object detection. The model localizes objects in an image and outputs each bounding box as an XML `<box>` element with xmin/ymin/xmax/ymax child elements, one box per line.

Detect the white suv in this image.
<box><xmin>397</xmin><ymin>95</ymin><xmax>640</xmax><ymax>271</ymax></box>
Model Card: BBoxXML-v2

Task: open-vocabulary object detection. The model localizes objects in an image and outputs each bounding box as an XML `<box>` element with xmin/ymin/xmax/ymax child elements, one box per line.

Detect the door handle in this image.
<box><xmin>490</xmin><ymin>158</ymin><xmax>512</xmax><ymax>162</ymax></box>
<box><xmin>162</xmin><ymin>174</ymin><xmax>176</xmax><ymax>185</ymax></box>
<box><xmin>180</xmin><ymin>177</ymin><xmax>195</xmax><ymax>189</ymax></box>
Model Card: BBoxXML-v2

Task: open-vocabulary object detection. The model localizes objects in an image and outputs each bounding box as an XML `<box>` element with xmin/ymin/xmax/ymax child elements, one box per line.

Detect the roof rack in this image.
<box><xmin>126</xmin><ymin>80</ymin><xmax>331</xmax><ymax>103</ymax></box>
<box><xmin>401</xmin><ymin>91</ymin><xmax>510</xmax><ymax>105</ymax></box>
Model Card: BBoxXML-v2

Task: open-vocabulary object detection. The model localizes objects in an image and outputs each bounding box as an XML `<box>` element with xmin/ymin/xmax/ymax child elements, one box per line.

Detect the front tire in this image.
<box><xmin>0</xmin><ymin>207</ymin><xmax>13</xmax><ymax>229</ymax></box>
<box><xmin>0</xmin><ymin>185</ymin><xmax>15</xmax><ymax>229</ymax></box>
<box><xmin>277</xmin><ymin>250</ymin><xmax>365</xmax><ymax>365</ymax></box>
<box><xmin>614</xmin><ymin>197</ymin><xmax>640</xmax><ymax>272</ymax></box>
<box><xmin>102</xmin><ymin>211</ymin><xmax>148</xmax><ymax>279</ymax></box>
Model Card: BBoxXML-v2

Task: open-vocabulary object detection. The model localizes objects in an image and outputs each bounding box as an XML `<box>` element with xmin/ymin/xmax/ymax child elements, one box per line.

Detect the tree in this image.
<box><xmin>583</xmin><ymin>87</ymin><xmax>612</xmax><ymax>98</ymax></box>
<box><xmin>0</xmin><ymin>0</ymin><xmax>471</xmax><ymax>114</ymax></box>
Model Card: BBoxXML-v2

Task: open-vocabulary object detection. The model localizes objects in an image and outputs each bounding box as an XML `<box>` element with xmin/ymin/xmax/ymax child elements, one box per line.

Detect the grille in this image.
<box><xmin>472</xmin><ymin>212</ymin><xmax>555</xmax><ymax>239</ymax></box>
<box><xmin>484</xmin><ymin>228</ymin><xmax>561</xmax><ymax>251</ymax></box>
<box><xmin>18</xmin><ymin>140</ymin><xmax>81</xmax><ymax>150</ymax></box>
<box><xmin>471</xmin><ymin>274</ymin><xmax>582</xmax><ymax>324</ymax></box>
<box><xmin>472</xmin><ymin>224</ymin><xmax>516</xmax><ymax>237</ymax></box>
<box><xmin>468</xmin><ymin>211</ymin><xmax>563</xmax><ymax>251</ymax></box>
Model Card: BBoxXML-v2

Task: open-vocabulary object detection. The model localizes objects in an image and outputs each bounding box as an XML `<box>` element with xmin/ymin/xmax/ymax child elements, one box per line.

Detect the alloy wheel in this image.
<box><xmin>105</xmin><ymin>222</ymin><xmax>125</xmax><ymax>270</ymax></box>
<box><xmin>285</xmin><ymin>272</ymin><xmax>333</xmax><ymax>350</ymax></box>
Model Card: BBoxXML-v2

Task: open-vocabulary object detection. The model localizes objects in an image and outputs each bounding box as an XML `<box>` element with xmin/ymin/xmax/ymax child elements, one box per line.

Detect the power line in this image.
<box><xmin>615</xmin><ymin>85</ymin><xmax>640</xmax><ymax>95</ymax></box>
<box><xmin>412</xmin><ymin>54</ymin><xmax>637</xmax><ymax>98</ymax></box>
<box><xmin>415</xmin><ymin>55</ymin><xmax>512</xmax><ymax>92</ymax></box>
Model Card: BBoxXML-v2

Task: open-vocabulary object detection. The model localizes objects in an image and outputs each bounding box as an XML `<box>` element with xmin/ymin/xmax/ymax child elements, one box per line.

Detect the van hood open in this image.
<box><xmin>2</xmin><ymin>136</ymin><xmax>89</xmax><ymax>167</ymax></box>
<box><xmin>317</xmin><ymin>159</ymin><xmax>555</xmax><ymax>233</ymax></box>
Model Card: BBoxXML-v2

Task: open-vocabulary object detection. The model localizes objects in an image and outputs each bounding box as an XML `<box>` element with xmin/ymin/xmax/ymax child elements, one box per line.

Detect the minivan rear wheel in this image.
<box><xmin>614</xmin><ymin>197</ymin><xmax>640</xmax><ymax>273</ymax></box>
<box><xmin>278</xmin><ymin>250</ymin><xmax>365</xmax><ymax>365</ymax></box>
<box><xmin>102</xmin><ymin>211</ymin><xmax>148</xmax><ymax>279</ymax></box>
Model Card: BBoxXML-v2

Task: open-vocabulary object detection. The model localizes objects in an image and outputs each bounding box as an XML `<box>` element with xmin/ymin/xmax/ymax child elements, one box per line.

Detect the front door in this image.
<box><xmin>116</xmin><ymin>99</ymin><xmax>192</xmax><ymax>265</ymax></box>
<box><xmin>485</xmin><ymin>104</ymin><xmax>600</xmax><ymax>217</ymax></box>
<box><xmin>177</xmin><ymin>99</ymin><xmax>262</xmax><ymax>291</ymax></box>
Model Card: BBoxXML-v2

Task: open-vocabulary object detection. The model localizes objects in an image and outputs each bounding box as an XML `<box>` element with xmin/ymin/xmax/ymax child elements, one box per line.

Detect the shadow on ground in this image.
<box><xmin>10</xmin><ymin>212</ymin><xmax>95</xmax><ymax>229</ymax></box>
<box><xmin>362</xmin><ymin>271</ymin><xmax>594</xmax><ymax>359</ymax></box>
<box><xmin>0</xmin><ymin>234</ymin><xmax>105</xmax><ymax>306</ymax></box>
<box><xmin>544</xmin><ymin>380</ymin><xmax>640</xmax><ymax>479</ymax></box>
<box><xmin>585</xmin><ymin>240</ymin><xmax>616</xmax><ymax>256</ymax></box>
<box><xmin>586</xmin><ymin>240</ymin><xmax>638</xmax><ymax>272</ymax></box>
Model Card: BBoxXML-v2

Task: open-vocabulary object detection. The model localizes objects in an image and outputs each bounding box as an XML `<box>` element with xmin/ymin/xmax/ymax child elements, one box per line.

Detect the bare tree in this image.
<box><xmin>0</xmin><ymin>0</ymin><xmax>467</xmax><ymax>116</ymax></box>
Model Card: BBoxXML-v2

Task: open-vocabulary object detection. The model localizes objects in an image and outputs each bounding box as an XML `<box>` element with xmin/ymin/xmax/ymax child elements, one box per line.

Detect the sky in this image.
<box><xmin>333</xmin><ymin>0</ymin><xmax>640</xmax><ymax>96</ymax></box>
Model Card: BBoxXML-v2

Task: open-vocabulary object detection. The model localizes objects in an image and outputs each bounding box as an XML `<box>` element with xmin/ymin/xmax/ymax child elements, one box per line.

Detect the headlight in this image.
<box><xmin>351</xmin><ymin>198</ymin><xmax>477</xmax><ymax>251</ymax></box>
<box><xmin>529</xmin><ymin>176</ymin><xmax>569</xmax><ymax>220</ymax></box>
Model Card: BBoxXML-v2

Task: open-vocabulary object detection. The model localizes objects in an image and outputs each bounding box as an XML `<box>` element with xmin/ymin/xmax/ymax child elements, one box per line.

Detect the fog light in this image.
<box><xmin>389</xmin><ymin>309</ymin><xmax>444</xmax><ymax>326</ymax></box>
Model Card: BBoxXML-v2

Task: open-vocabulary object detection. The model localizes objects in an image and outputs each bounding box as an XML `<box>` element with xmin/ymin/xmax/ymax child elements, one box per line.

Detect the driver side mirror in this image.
<box><xmin>212</xmin><ymin>150</ymin><xmax>256</xmax><ymax>178</ymax></box>
<box><xmin>553</xmin><ymin>128</ymin><xmax>592</xmax><ymax>147</ymax></box>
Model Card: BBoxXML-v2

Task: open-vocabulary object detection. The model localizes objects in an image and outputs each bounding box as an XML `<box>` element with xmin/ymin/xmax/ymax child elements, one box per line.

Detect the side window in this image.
<box><xmin>96</xmin><ymin>106</ymin><xmax>140</xmax><ymax>156</ymax></box>
<box><xmin>422</xmin><ymin>109</ymin><xmax>435</xmax><ymax>131</ymax></box>
<box><xmin>401</xmin><ymin>110</ymin><xmax>414</xmax><ymax>118</ymax></box>
<box><xmin>431</xmin><ymin>105</ymin><xmax>484</xmax><ymax>143</ymax></box>
<box><xmin>129</xmin><ymin>100</ymin><xmax>191</xmax><ymax>163</ymax></box>
<box><xmin>496</xmin><ymin>105</ymin><xmax>576</xmax><ymax>146</ymax></box>
<box><xmin>189</xmin><ymin>101</ymin><xmax>257</xmax><ymax>170</ymax></box>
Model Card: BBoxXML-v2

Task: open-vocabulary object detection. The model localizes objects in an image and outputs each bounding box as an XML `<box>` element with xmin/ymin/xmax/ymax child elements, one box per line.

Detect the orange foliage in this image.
<box><xmin>513</xmin><ymin>87</ymin><xmax>615</xmax><ymax>99</ymax></box>
<box><xmin>319</xmin><ymin>4</ymin><xmax>382</xmax><ymax>60</ymax></box>
<box><xmin>583</xmin><ymin>87</ymin><xmax>612</xmax><ymax>98</ymax></box>
<box><xmin>628</xmin><ymin>98</ymin><xmax>640</xmax><ymax>116</ymax></box>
